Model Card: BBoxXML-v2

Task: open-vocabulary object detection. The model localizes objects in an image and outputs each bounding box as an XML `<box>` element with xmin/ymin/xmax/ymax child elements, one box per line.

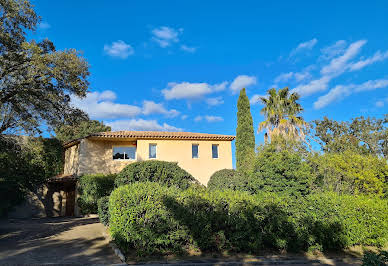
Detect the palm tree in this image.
<box><xmin>258</xmin><ymin>87</ymin><xmax>308</xmax><ymax>142</ymax></box>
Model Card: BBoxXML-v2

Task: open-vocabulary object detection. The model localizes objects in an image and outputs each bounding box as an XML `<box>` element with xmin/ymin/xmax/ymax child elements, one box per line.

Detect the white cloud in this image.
<box><xmin>375</xmin><ymin>97</ymin><xmax>388</xmax><ymax>108</ymax></box>
<box><xmin>104</xmin><ymin>40</ymin><xmax>134</xmax><ymax>59</ymax></box>
<box><xmin>274</xmin><ymin>72</ymin><xmax>294</xmax><ymax>83</ymax></box>
<box><xmin>274</xmin><ymin>71</ymin><xmax>311</xmax><ymax>84</ymax></box>
<box><xmin>230</xmin><ymin>75</ymin><xmax>257</xmax><ymax>94</ymax></box>
<box><xmin>162</xmin><ymin>81</ymin><xmax>227</xmax><ymax>100</ymax></box>
<box><xmin>349</xmin><ymin>50</ymin><xmax>388</xmax><ymax>71</ymax></box>
<box><xmin>194</xmin><ymin>116</ymin><xmax>202</xmax><ymax>122</ymax></box>
<box><xmin>107</xmin><ymin>119</ymin><xmax>182</xmax><ymax>131</ymax></box>
<box><xmin>290</xmin><ymin>38</ymin><xmax>318</xmax><ymax>56</ymax></box>
<box><xmin>181</xmin><ymin>45</ymin><xmax>196</xmax><ymax>53</ymax></box>
<box><xmin>314</xmin><ymin>79</ymin><xmax>388</xmax><ymax>109</ymax></box>
<box><xmin>38</xmin><ymin>22</ymin><xmax>51</xmax><ymax>30</ymax></box>
<box><xmin>206</xmin><ymin>96</ymin><xmax>224</xmax><ymax>106</ymax></box>
<box><xmin>181</xmin><ymin>115</ymin><xmax>188</xmax><ymax>120</ymax></box>
<box><xmin>71</xmin><ymin>90</ymin><xmax>142</xmax><ymax>119</ymax></box>
<box><xmin>142</xmin><ymin>100</ymin><xmax>179</xmax><ymax>117</ymax></box>
<box><xmin>293</xmin><ymin>40</ymin><xmax>368</xmax><ymax>97</ymax></box>
<box><xmin>250</xmin><ymin>94</ymin><xmax>266</xmax><ymax>105</ymax></box>
<box><xmin>195</xmin><ymin>115</ymin><xmax>223</xmax><ymax>122</ymax></box>
<box><xmin>205</xmin><ymin>115</ymin><xmax>223</xmax><ymax>122</ymax></box>
<box><xmin>292</xmin><ymin>76</ymin><xmax>332</xmax><ymax>96</ymax></box>
<box><xmin>151</xmin><ymin>26</ymin><xmax>181</xmax><ymax>48</ymax></box>
<box><xmin>320</xmin><ymin>40</ymin><xmax>347</xmax><ymax>60</ymax></box>
<box><xmin>71</xmin><ymin>91</ymin><xmax>141</xmax><ymax>119</ymax></box>
<box><xmin>294</xmin><ymin>72</ymin><xmax>312</xmax><ymax>82</ymax></box>
<box><xmin>321</xmin><ymin>40</ymin><xmax>366</xmax><ymax>76</ymax></box>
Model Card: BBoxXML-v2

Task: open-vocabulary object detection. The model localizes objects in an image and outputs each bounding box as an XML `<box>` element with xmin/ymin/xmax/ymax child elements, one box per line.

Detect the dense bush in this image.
<box><xmin>0</xmin><ymin>136</ymin><xmax>63</xmax><ymax>216</ymax></box>
<box><xmin>115</xmin><ymin>160</ymin><xmax>197</xmax><ymax>189</ymax></box>
<box><xmin>248</xmin><ymin>144</ymin><xmax>314</xmax><ymax>196</ymax></box>
<box><xmin>362</xmin><ymin>250</ymin><xmax>388</xmax><ymax>266</ymax></box>
<box><xmin>207</xmin><ymin>169</ymin><xmax>245</xmax><ymax>191</ymax></box>
<box><xmin>292</xmin><ymin>193</ymin><xmax>388</xmax><ymax>248</ymax></box>
<box><xmin>109</xmin><ymin>182</ymin><xmax>184</xmax><ymax>256</ymax></box>
<box><xmin>108</xmin><ymin>182</ymin><xmax>388</xmax><ymax>256</ymax></box>
<box><xmin>97</xmin><ymin>196</ymin><xmax>110</xmax><ymax>226</ymax></box>
<box><xmin>309</xmin><ymin>151</ymin><xmax>388</xmax><ymax>197</ymax></box>
<box><xmin>77</xmin><ymin>173</ymin><xmax>116</xmax><ymax>214</ymax></box>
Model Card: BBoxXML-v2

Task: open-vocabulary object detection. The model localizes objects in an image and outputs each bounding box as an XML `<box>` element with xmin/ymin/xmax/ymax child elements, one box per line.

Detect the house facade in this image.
<box><xmin>63</xmin><ymin>131</ymin><xmax>235</xmax><ymax>185</ymax></box>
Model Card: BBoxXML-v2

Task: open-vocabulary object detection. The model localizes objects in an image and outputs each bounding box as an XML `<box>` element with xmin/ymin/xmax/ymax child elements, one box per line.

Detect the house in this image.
<box><xmin>63</xmin><ymin>131</ymin><xmax>235</xmax><ymax>185</ymax></box>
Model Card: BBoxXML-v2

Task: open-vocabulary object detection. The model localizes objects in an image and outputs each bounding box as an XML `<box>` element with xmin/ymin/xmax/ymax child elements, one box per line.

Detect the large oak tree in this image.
<box><xmin>0</xmin><ymin>0</ymin><xmax>89</xmax><ymax>134</ymax></box>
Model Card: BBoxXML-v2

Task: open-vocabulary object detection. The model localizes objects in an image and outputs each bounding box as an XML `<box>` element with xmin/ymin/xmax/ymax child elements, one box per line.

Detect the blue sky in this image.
<box><xmin>33</xmin><ymin>1</ymin><xmax>388</xmax><ymax>149</ymax></box>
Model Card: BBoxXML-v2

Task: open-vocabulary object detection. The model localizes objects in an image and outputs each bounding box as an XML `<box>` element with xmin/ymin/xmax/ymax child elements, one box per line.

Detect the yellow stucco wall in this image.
<box><xmin>64</xmin><ymin>138</ymin><xmax>233</xmax><ymax>185</ymax></box>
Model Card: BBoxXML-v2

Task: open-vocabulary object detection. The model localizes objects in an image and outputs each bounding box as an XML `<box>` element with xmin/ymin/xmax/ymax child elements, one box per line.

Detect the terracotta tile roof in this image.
<box><xmin>89</xmin><ymin>131</ymin><xmax>235</xmax><ymax>141</ymax></box>
<box><xmin>63</xmin><ymin>131</ymin><xmax>235</xmax><ymax>148</ymax></box>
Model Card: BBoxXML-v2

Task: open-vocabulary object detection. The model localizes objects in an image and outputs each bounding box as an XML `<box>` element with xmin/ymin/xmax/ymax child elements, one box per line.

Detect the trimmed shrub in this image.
<box><xmin>297</xmin><ymin>193</ymin><xmax>388</xmax><ymax>248</ymax></box>
<box><xmin>207</xmin><ymin>169</ymin><xmax>245</xmax><ymax>191</ymax></box>
<box><xmin>97</xmin><ymin>196</ymin><xmax>110</xmax><ymax>226</ymax></box>
<box><xmin>109</xmin><ymin>183</ymin><xmax>388</xmax><ymax>256</ymax></box>
<box><xmin>78</xmin><ymin>173</ymin><xmax>116</xmax><ymax>214</ymax></box>
<box><xmin>115</xmin><ymin>160</ymin><xmax>197</xmax><ymax>189</ymax></box>
<box><xmin>109</xmin><ymin>182</ymin><xmax>185</xmax><ymax>256</ymax></box>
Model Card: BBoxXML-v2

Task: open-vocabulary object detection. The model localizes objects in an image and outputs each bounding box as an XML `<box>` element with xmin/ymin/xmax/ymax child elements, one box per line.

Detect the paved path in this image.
<box><xmin>0</xmin><ymin>216</ymin><xmax>122</xmax><ymax>265</ymax></box>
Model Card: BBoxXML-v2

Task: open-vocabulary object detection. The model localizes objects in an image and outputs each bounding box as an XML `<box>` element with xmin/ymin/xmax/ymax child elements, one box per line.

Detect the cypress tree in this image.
<box><xmin>236</xmin><ymin>88</ymin><xmax>255</xmax><ymax>174</ymax></box>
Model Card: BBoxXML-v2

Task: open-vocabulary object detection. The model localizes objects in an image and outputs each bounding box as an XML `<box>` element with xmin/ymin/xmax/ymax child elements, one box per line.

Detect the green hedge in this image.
<box><xmin>97</xmin><ymin>196</ymin><xmax>110</xmax><ymax>226</ymax></box>
<box><xmin>77</xmin><ymin>173</ymin><xmax>116</xmax><ymax>214</ymax></box>
<box><xmin>294</xmin><ymin>193</ymin><xmax>388</xmax><ymax>248</ymax></box>
<box><xmin>115</xmin><ymin>160</ymin><xmax>197</xmax><ymax>189</ymax></box>
<box><xmin>109</xmin><ymin>183</ymin><xmax>388</xmax><ymax>256</ymax></box>
<box><xmin>109</xmin><ymin>182</ymin><xmax>184</xmax><ymax>256</ymax></box>
<box><xmin>207</xmin><ymin>169</ymin><xmax>245</xmax><ymax>191</ymax></box>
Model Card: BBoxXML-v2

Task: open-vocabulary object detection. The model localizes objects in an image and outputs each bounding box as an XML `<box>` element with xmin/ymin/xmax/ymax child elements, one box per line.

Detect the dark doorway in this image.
<box><xmin>65</xmin><ymin>183</ymin><xmax>76</xmax><ymax>216</ymax></box>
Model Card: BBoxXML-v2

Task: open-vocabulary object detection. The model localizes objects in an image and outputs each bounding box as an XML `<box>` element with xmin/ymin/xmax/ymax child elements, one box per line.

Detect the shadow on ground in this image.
<box><xmin>0</xmin><ymin>216</ymin><xmax>121</xmax><ymax>265</ymax></box>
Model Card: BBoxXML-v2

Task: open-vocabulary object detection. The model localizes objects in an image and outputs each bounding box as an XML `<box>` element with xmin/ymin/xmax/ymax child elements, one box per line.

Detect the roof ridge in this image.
<box><xmin>64</xmin><ymin>131</ymin><xmax>235</xmax><ymax>148</ymax></box>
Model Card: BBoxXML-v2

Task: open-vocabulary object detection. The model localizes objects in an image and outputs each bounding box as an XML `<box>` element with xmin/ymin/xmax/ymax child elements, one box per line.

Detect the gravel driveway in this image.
<box><xmin>0</xmin><ymin>216</ymin><xmax>122</xmax><ymax>265</ymax></box>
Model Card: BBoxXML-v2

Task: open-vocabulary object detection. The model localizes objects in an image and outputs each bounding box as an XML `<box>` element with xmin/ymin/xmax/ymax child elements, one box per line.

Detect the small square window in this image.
<box><xmin>192</xmin><ymin>144</ymin><xmax>199</xmax><ymax>158</ymax></box>
<box><xmin>212</xmin><ymin>144</ymin><xmax>219</xmax><ymax>159</ymax></box>
<box><xmin>113</xmin><ymin>146</ymin><xmax>136</xmax><ymax>160</ymax></box>
<box><xmin>149</xmin><ymin>144</ymin><xmax>157</xmax><ymax>159</ymax></box>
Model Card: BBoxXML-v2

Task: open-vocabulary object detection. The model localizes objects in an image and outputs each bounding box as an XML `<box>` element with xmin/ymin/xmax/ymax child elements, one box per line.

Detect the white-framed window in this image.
<box><xmin>192</xmin><ymin>144</ymin><xmax>199</xmax><ymax>159</ymax></box>
<box><xmin>113</xmin><ymin>146</ymin><xmax>136</xmax><ymax>160</ymax></box>
<box><xmin>212</xmin><ymin>144</ymin><xmax>219</xmax><ymax>159</ymax></box>
<box><xmin>149</xmin><ymin>143</ymin><xmax>157</xmax><ymax>159</ymax></box>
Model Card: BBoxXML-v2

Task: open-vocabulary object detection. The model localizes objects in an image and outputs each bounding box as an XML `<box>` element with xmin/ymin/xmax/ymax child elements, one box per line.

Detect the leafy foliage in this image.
<box><xmin>115</xmin><ymin>160</ymin><xmax>197</xmax><ymax>189</ymax></box>
<box><xmin>77</xmin><ymin>173</ymin><xmax>116</xmax><ymax>214</ymax></box>
<box><xmin>248</xmin><ymin>144</ymin><xmax>313</xmax><ymax>196</ymax></box>
<box><xmin>109</xmin><ymin>183</ymin><xmax>388</xmax><ymax>256</ymax></box>
<box><xmin>0</xmin><ymin>135</ymin><xmax>63</xmax><ymax>216</ymax></box>
<box><xmin>109</xmin><ymin>182</ymin><xmax>182</xmax><ymax>256</ymax></box>
<box><xmin>55</xmin><ymin>119</ymin><xmax>111</xmax><ymax>143</ymax></box>
<box><xmin>0</xmin><ymin>0</ymin><xmax>38</xmax><ymax>52</ymax></box>
<box><xmin>207</xmin><ymin>169</ymin><xmax>245</xmax><ymax>191</ymax></box>
<box><xmin>236</xmin><ymin>88</ymin><xmax>255</xmax><ymax>174</ymax></box>
<box><xmin>312</xmin><ymin>115</ymin><xmax>388</xmax><ymax>158</ymax></box>
<box><xmin>0</xmin><ymin>0</ymin><xmax>89</xmax><ymax>134</ymax></box>
<box><xmin>296</xmin><ymin>192</ymin><xmax>388</xmax><ymax>248</ymax></box>
<box><xmin>309</xmin><ymin>150</ymin><xmax>388</xmax><ymax>197</ymax></box>
<box><xmin>362</xmin><ymin>250</ymin><xmax>388</xmax><ymax>266</ymax></box>
<box><xmin>97</xmin><ymin>196</ymin><xmax>110</xmax><ymax>226</ymax></box>
<box><xmin>258</xmin><ymin>87</ymin><xmax>308</xmax><ymax>142</ymax></box>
